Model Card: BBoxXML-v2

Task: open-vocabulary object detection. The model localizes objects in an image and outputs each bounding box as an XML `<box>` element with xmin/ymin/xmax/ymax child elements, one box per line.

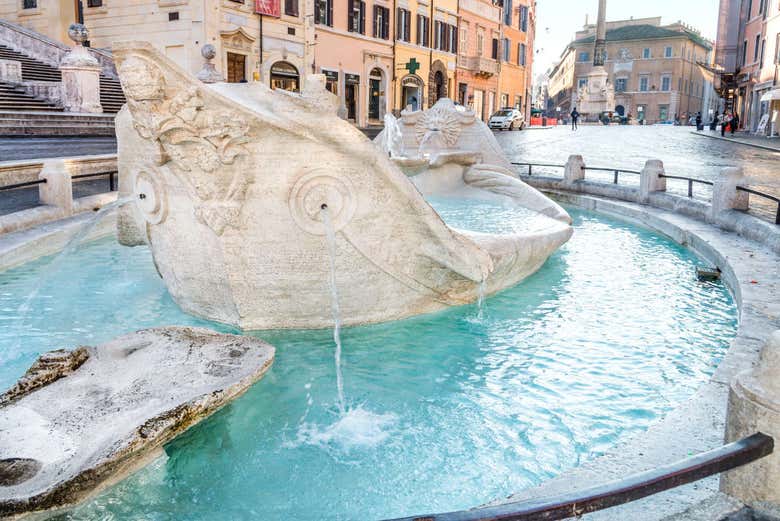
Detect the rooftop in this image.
<box><xmin>572</xmin><ymin>24</ymin><xmax>712</xmax><ymax>50</ymax></box>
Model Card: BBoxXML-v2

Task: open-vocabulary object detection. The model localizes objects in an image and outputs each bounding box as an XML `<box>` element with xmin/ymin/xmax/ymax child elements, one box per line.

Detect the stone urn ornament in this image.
<box><xmin>196</xmin><ymin>44</ymin><xmax>224</xmax><ymax>84</ymax></box>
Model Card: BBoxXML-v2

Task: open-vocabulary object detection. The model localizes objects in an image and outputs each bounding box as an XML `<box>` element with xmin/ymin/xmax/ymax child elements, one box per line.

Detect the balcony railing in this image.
<box><xmin>457</xmin><ymin>55</ymin><xmax>499</xmax><ymax>76</ymax></box>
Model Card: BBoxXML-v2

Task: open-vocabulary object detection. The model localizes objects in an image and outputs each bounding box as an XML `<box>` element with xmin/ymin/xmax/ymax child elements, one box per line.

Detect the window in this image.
<box><xmin>168</xmin><ymin>11</ymin><xmax>179</xmax><ymax>21</ymax></box>
<box><xmin>449</xmin><ymin>24</ymin><xmax>457</xmax><ymax>53</ymax></box>
<box><xmin>615</xmin><ymin>77</ymin><xmax>627</xmax><ymax>92</ymax></box>
<box><xmin>87</xmin><ymin>0</ymin><xmax>103</xmax><ymax>6</ymax></box>
<box><xmin>519</xmin><ymin>5</ymin><xmax>528</xmax><ymax>32</ymax></box>
<box><xmin>503</xmin><ymin>0</ymin><xmax>512</xmax><ymax>26</ymax></box>
<box><xmin>642</xmin><ymin>48</ymin><xmax>651</xmax><ymax>59</ymax></box>
<box><xmin>754</xmin><ymin>34</ymin><xmax>761</xmax><ymax>62</ymax></box>
<box><xmin>284</xmin><ymin>0</ymin><xmax>298</xmax><ymax>16</ymax></box>
<box><xmin>578</xmin><ymin>51</ymin><xmax>590</xmax><ymax>62</ymax></box>
<box><xmin>460</xmin><ymin>27</ymin><xmax>467</xmax><ymax>54</ymax></box>
<box><xmin>578</xmin><ymin>77</ymin><xmax>588</xmax><ymax>89</ymax></box>
<box><xmin>664</xmin><ymin>46</ymin><xmax>672</xmax><ymax>58</ymax></box>
<box><xmin>374</xmin><ymin>6</ymin><xmax>390</xmax><ymax>40</ymax></box>
<box><xmin>22</xmin><ymin>0</ymin><xmax>36</xmax><ymax>7</ymax></box>
<box><xmin>760</xmin><ymin>38</ymin><xmax>765</xmax><ymax>67</ymax></box>
<box><xmin>518</xmin><ymin>43</ymin><xmax>526</xmax><ymax>66</ymax></box>
<box><xmin>396</xmin><ymin>8</ymin><xmax>411</xmax><ymax>42</ymax></box>
<box><xmin>746</xmin><ymin>0</ymin><xmax>753</xmax><ymax>17</ymax></box>
<box><xmin>348</xmin><ymin>0</ymin><xmax>365</xmax><ymax>34</ymax></box>
<box><xmin>776</xmin><ymin>33</ymin><xmax>780</xmax><ymax>64</ymax></box>
<box><xmin>315</xmin><ymin>0</ymin><xmax>333</xmax><ymax>26</ymax></box>
<box><xmin>741</xmin><ymin>40</ymin><xmax>748</xmax><ymax>66</ymax></box>
<box><xmin>491</xmin><ymin>38</ymin><xmax>499</xmax><ymax>60</ymax></box>
<box><xmin>639</xmin><ymin>76</ymin><xmax>649</xmax><ymax>91</ymax></box>
<box><xmin>659</xmin><ymin>105</ymin><xmax>669</xmax><ymax>121</ymax></box>
<box><xmin>416</xmin><ymin>15</ymin><xmax>429</xmax><ymax>46</ymax></box>
<box><xmin>477</xmin><ymin>32</ymin><xmax>484</xmax><ymax>56</ymax></box>
<box><xmin>661</xmin><ymin>75</ymin><xmax>671</xmax><ymax>91</ymax></box>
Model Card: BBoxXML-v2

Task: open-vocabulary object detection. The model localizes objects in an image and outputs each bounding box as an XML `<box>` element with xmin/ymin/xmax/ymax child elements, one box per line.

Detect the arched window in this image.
<box><xmin>270</xmin><ymin>62</ymin><xmax>300</xmax><ymax>92</ymax></box>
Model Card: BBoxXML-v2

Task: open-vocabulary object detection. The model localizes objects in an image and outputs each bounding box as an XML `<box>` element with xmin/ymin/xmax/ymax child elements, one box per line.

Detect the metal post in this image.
<box><xmin>613</xmin><ymin>170</ymin><xmax>619</xmax><ymax>184</ymax></box>
<box><xmin>528</xmin><ymin>164</ymin><xmax>532</xmax><ymax>176</ymax></box>
<box><xmin>109</xmin><ymin>171</ymin><xmax>116</xmax><ymax>192</ymax></box>
<box><xmin>688</xmin><ymin>179</ymin><xmax>693</xmax><ymax>198</ymax></box>
<box><xmin>775</xmin><ymin>205</ymin><xmax>780</xmax><ymax>225</ymax></box>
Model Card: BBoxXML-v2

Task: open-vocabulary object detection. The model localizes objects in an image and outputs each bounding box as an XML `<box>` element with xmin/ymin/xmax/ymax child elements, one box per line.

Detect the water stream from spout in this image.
<box><xmin>321</xmin><ymin>206</ymin><xmax>346</xmax><ymax>414</ymax></box>
<box><xmin>476</xmin><ymin>280</ymin><xmax>486</xmax><ymax>320</ymax></box>
<box><xmin>12</xmin><ymin>196</ymin><xmax>135</xmax><ymax>350</ymax></box>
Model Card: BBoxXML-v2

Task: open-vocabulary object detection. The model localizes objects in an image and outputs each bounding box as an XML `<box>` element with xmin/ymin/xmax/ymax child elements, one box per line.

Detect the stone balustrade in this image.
<box><xmin>520</xmin><ymin>154</ymin><xmax>780</xmax><ymax>255</ymax></box>
<box><xmin>0</xmin><ymin>154</ymin><xmax>118</xmax><ymax>236</ymax></box>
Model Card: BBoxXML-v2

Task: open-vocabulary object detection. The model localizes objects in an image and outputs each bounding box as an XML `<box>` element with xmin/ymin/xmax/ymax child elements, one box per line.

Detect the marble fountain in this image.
<box><xmin>0</xmin><ymin>42</ymin><xmax>740</xmax><ymax>520</ymax></box>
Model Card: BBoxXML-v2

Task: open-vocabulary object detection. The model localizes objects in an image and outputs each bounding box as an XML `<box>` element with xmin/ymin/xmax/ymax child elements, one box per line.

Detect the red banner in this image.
<box><xmin>255</xmin><ymin>0</ymin><xmax>281</xmax><ymax>17</ymax></box>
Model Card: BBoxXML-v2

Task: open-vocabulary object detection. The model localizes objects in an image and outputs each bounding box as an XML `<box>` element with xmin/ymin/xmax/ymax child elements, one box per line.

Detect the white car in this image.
<box><xmin>488</xmin><ymin>109</ymin><xmax>525</xmax><ymax>131</ymax></box>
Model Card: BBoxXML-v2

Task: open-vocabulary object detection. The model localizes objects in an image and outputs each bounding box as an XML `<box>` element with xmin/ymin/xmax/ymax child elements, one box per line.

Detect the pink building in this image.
<box><xmin>313</xmin><ymin>0</ymin><xmax>395</xmax><ymax>128</ymax></box>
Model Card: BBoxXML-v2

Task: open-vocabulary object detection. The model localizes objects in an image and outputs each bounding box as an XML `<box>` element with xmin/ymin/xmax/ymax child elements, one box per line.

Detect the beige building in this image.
<box><xmin>549</xmin><ymin>16</ymin><xmax>717</xmax><ymax>124</ymax></box>
<box><xmin>1</xmin><ymin>0</ymin><xmax>312</xmax><ymax>88</ymax></box>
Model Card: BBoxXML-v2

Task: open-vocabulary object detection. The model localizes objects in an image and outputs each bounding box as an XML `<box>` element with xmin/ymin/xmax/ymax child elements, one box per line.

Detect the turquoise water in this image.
<box><xmin>0</xmin><ymin>204</ymin><xmax>737</xmax><ymax>521</ymax></box>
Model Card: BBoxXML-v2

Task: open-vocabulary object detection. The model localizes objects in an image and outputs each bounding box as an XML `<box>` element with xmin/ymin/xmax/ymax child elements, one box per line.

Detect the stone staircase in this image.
<box><xmin>0</xmin><ymin>44</ymin><xmax>126</xmax><ymax>113</ymax></box>
<box><xmin>0</xmin><ymin>81</ymin><xmax>61</xmax><ymax>112</ymax></box>
<box><xmin>0</xmin><ymin>111</ymin><xmax>116</xmax><ymax>137</ymax></box>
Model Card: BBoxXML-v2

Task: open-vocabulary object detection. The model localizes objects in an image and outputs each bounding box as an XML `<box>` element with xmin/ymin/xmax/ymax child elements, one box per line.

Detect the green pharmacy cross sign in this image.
<box><xmin>404</xmin><ymin>58</ymin><xmax>421</xmax><ymax>75</ymax></box>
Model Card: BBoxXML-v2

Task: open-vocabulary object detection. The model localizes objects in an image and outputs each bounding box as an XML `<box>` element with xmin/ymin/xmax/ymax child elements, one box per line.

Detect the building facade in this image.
<box><xmin>497</xmin><ymin>0</ymin><xmax>532</xmax><ymax>116</ymax></box>
<box><xmin>2</xmin><ymin>0</ymin><xmax>536</xmax><ymax>127</ymax></box>
<box><xmin>1</xmin><ymin>0</ymin><xmax>311</xmax><ymax>88</ymax></box>
<box><xmin>715</xmin><ymin>0</ymin><xmax>780</xmax><ymax>133</ymax></box>
<box><xmin>548</xmin><ymin>17</ymin><xmax>716</xmax><ymax>124</ymax></box>
<box><xmin>390</xmin><ymin>0</ymin><xmax>458</xmax><ymax>114</ymax></box>
<box><xmin>313</xmin><ymin>0</ymin><xmax>395</xmax><ymax>126</ymax></box>
<box><xmin>455</xmin><ymin>0</ymin><xmax>500</xmax><ymax>121</ymax></box>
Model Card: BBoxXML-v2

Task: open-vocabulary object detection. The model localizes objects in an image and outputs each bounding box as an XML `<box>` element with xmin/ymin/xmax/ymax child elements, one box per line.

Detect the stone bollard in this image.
<box><xmin>196</xmin><ymin>44</ymin><xmax>224</xmax><ymax>84</ymax></box>
<box><xmin>564</xmin><ymin>155</ymin><xmax>585</xmax><ymax>184</ymax></box>
<box><xmin>38</xmin><ymin>159</ymin><xmax>73</xmax><ymax>214</ymax></box>
<box><xmin>710</xmin><ymin>167</ymin><xmax>749</xmax><ymax>221</ymax></box>
<box><xmin>639</xmin><ymin>159</ymin><xmax>666</xmax><ymax>203</ymax></box>
<box><xmin>59</xmin><ymin>24</ymin><xmax>103</xmax><ymax>113</ymax></box>
<box><xmin>722</xmin><ymin>331</ymin><xmax>780</xmax><ymax>505</ymax></box>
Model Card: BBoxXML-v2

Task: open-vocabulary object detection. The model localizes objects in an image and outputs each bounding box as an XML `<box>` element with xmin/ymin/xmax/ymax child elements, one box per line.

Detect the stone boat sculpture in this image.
<box><xmin>113</xmin><ymin>42</ymin><xmax>572</xmax><ymax>330</ymax></box>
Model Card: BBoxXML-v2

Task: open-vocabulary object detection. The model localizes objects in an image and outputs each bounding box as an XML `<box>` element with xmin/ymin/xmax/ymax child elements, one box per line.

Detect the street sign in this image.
<box><xmin>255</xmin><ymin>0</ymin><xmax>280</xmax><ymax>17</ymax></box>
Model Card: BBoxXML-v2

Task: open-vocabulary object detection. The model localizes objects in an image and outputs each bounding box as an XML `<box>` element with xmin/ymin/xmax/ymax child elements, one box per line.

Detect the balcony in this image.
<box><xmin>457</xmin><ymin>55</ymin><xmax>499</xmax><ymax>77</ymax></box>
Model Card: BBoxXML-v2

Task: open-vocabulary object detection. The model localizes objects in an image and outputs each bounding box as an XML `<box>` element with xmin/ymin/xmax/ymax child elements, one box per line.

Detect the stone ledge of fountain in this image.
<box><xmin>488</xmin><ymin>192</ymin><xmax>780</xmax><ymax>521</ymax></box>
<box><xmin>0</xmin><ymin>326</ymin><xmax>275</xmax><ymax>518</ymax></box>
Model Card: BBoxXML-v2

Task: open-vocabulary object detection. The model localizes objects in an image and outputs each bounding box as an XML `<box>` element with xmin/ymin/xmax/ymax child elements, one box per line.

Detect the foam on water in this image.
<box><xmin>290</xmin><ymin>406</ymin><xmax>399</xmax><ymax>452</ymax></box>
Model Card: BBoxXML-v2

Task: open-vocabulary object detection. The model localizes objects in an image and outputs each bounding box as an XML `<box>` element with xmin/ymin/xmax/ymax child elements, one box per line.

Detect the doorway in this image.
<box><xmin>270</xmin><ymin>61</ymin><xmax>300</xmax><ymax>92</ymax></box>
<box><xmin>432</xmin><ymin>71</ymin><xmax>445</xmax><ymax>105</ymax></box>
<box><xmin>473</xmin><ymin>89</ymin><xmax>484</xmax><ymax>120</ymax></box>
<box><xmin>458</xmin><ymin>83</ymin><xmax>468</xmax><ymax>106</ymax></box>
<box><xmin>226</xmin><ymin>52</ymin><xmax>246</xmax><ymax>83</ymax></box>
<box><xmin>345</xmin><ymin>83</ymin><xmax>358</xmax><ymax>122</ymax></box>
<box><xmin>403</xmin><ymin>86</ymin><xmax>420</xmax><ymax>111</ymax></box>
<box><xmin>368</xmin><ymin>68</ymin><xmax>382</xmax><ymax>122</ymax></box>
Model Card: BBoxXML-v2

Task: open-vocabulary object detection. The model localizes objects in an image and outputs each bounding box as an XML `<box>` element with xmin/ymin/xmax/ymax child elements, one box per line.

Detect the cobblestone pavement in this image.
<box><xmin>692</xmin><ymin>130</ymin><xmax>780</xmax><ymax>153</ymax></box>
<box><xmin>495</xmin><ymin>125</ymin><xmax>780</xmax><ymax>218</ymax></box>
<box><xmin>0</xmin><ymin>137</ymin><xmax>117</xmax><ymax>162</ymax></box>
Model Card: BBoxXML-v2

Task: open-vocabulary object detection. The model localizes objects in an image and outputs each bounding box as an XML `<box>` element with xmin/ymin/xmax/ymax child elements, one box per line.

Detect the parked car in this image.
<box><xmin>488</xmin><ymin>108</ymin><xmax>525</xmax><ymax>131</ymax></box>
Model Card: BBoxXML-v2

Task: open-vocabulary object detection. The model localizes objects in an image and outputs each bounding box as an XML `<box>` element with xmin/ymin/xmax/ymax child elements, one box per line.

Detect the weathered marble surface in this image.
<box><xmin>113</xmin><ymin>42</ymin><xmax>572</xmax><ymax>330</ymax></box>
<box><xmin>0</xmin><ymin>327</ymin><xmax>275</xmax><ymax>518</ymax></box>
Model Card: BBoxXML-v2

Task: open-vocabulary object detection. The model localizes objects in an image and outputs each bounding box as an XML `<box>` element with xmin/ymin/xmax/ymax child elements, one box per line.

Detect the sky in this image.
<box><xmin>533</xmin><ymin>0</ymin><xmax>721</xmax><ymax>77</ymax></box>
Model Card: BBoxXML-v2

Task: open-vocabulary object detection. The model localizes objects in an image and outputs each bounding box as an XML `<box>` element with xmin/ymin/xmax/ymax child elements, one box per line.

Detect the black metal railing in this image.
<box><xmin>511</xmin><ymin>162</ymin><xmax>566</xmax><ymax>176</ymax></box>
<box><xmin>510</xmin><ymin>161</ymin><xmax>780</xmax><ymax>226</ymax></box>
<box><xmin>584</xmin><ymin>166</ymin><xmax>641</xmax><ymax>184</ymax></box>
<box><xmin>385</xmin><ymin>432</ymin><xmax>773</xmax><ymax>521</ymax></box>
<box><xmin>71</xmin><ymin>170</ymin><xmax>118</xmax><ymax>192</ymax></box>
<box><xmin>659</xmin><ymin>174</ymin><xmax>714</xmax><ymax>199</ymax></box>
<box><xmin>737</xmin><ymin>186</ymin><xmax>780</xmax><ymax>225</ymax></box>
<box><xmin>0</xmin><ymin>179</ymin><xmax>47</xmax><ymax>191</ymax></box>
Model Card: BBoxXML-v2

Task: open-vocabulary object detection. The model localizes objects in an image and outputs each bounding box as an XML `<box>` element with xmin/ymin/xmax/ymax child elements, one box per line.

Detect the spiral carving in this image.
<box><xmin>288</xmin><ymin>170</ymin><xmax>357</xmax><ymax>235</ymax></box>
<box><xmin>133</xmin><ymin>170</ymin><xmax>168</xmax><ymax>225</ymax></box>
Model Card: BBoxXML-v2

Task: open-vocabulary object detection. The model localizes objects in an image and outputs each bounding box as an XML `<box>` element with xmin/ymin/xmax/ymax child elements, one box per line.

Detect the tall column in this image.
<box><xmin>593</xmin><ymin>0</ymin><xmax>607</xmax><ymax>67</ymax></box>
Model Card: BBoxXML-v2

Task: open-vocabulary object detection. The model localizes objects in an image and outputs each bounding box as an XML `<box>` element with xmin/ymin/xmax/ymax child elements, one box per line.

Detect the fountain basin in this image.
<box><xmin>0</xmin><ymin>202</ymin><xmax>737</xmax><ymax>520</ymax></box>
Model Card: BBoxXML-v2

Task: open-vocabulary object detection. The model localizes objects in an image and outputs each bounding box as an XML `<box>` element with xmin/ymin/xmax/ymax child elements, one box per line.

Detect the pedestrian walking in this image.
<box><xmin>696</xmin><ymin>112</ymin><xmax>703</xmax><ymax>131</ymax></box>
<box><xmin>721</xmin><ymin>112</ymin><xmax>732</xmax><ymax>137</ymax></box>
<box><xmin>570</xmin><ymin>108</ymin><xmax>580</xmax><ymax>130</ymax></box>
<box><xmin>731</xmin><ymin>113</ymin><xmax>740</xmax><ymax>135</ymax></box>
<box><xmin>709</xmin><ymin>114</ymin><xmax>718</xmax><ymax>131</ymax></box>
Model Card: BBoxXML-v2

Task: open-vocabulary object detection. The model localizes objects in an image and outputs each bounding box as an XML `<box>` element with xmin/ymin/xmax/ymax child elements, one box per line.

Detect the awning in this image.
<box><xmin>760</xmin><ymin>89</ymin><xmax>780</xmax><ymax>102</ymax></box>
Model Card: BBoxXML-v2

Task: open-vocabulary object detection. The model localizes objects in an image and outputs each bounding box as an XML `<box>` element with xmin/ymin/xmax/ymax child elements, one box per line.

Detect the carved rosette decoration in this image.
<box><xmin>414</xmin><ymin>105</ymin><xmax>463</xmax><ymax>147</ymax></box>
<box><xmin>118</xmin><ymin>56</ymin><xmax>252</xmax><ymax>236</ymax></box>
<box><xmin>289</xmin><ymin>170</ymin><xmax>357</xmax><ymax>236</ymax></box>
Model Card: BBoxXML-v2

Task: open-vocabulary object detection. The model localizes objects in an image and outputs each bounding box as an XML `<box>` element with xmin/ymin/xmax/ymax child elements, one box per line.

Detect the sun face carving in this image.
<box><xmin>414</xmin><ymin>106</ymin><xmax>463</xmax><ymax>148</ymax></box>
